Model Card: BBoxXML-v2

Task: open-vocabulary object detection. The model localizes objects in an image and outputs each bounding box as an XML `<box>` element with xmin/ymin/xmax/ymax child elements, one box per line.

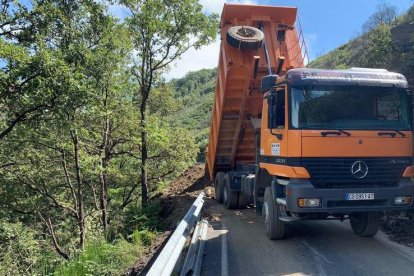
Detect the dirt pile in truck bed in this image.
<box><xmin>130</xmin><ymin>164</ymin><xmax>215</xmax><ymax>275</ymax></box>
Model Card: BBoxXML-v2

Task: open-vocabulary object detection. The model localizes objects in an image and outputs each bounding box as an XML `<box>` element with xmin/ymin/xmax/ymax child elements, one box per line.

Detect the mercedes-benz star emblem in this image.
<box><xmin>351</xmin><ymin>161</ymin><xmax>368</xmax><ymax>179</ymax></box>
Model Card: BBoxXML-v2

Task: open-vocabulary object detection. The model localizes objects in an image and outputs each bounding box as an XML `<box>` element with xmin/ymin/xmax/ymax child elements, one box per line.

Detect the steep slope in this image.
<box><xmin>310</xmin><ymin>5</ymin><xmax>414</xmax><ymax>86</ymax></box>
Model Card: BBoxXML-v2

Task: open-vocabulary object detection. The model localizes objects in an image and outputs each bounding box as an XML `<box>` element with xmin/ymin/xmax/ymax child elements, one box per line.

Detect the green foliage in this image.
<box><xmin>123</xmin><ymin>0</ymin><xmax>218</xmax><ymax>205</ymax></box>
<box><xmin>170</xmin><ymin>68</ymin><xmax>217</xmax><ymax>97</ymax></box>
<box><xmin>0</xmin><ymin>0</ymin><xmax>114</xmax><ymax>139</ymax></box>
<box><xmin>124</xmin><ymin>0</ymin><xmax>218</xmax><ymax>74</ymax></box>
<box><xmin>0</xmin><ymin>0</ymin><xmax>215</xmax><ymax>274</ymax></box>
<box><xmin>123</xmin><ymin>200</ymin><xmax>164</xmax><ymax>235</ymax></box>
<box><xmin>0</xmin><ymin>221</ymin><xmax>40</xmax><ymax>275</ymax></box>
<box><xmin>310</xmin><ymin>4</ymin><xmax>413</xmax><ymax>87</ymax></box>
<box><xmin>364</xmin><ymin>24</ymin><xmax>395</xmax><ymax>68</ymax></box>
<box><xmin>55</xmin><ymin>238</ymin><xmax>144</xmax><ymax>276</ymax></box>
<box><xmin>0</xmin><ymin>221</ymin><xmax>60</xmax><ymax>275</ymax></box>
<box><xmin>362</xmin><ymin>2</ymin><xmax>397</xmax><ymax>33</ymax></box>
<box><xmin>130</xmin><ymin>229</ymin><xmax>157</xmax><ymax>247</ymax></box>
<box><xmin>168</xmin><ymin>69</ymin><xmax>216</xmax><ymax>161</ymax></box>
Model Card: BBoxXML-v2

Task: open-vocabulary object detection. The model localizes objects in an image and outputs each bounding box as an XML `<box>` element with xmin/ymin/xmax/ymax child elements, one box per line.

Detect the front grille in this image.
<box><xmin>301</xmin><ymin>157</ymin><xmax>411</xmax><ymax>188</ymax></box>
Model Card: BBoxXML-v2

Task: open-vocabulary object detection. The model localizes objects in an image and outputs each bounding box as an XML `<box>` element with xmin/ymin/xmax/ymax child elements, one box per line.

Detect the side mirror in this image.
<box><xmin>260</xmin><ymin>75</ymin><xmax>278</xmax><ymax>93</ymax></box>
<box><xmin>267</xmin><ymin>92</ymin><xmax>278</xmax><ymax>129</ymax></box>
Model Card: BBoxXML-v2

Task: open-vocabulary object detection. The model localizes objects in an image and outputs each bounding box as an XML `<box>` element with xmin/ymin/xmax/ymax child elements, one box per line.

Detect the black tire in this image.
<box><xmin>223</xmin><ymin>174</ymin><xmax>239</xmax><ymax>209</ymax></box>
<box><xmin>214</xmin><ymin>172</ymin><xmax>225</xmax><ymax>203</ymax></box>
<box><xmin>226</xmin><ymin>25</ymin><xmax>264</xmax><ymax>51</ymax></box>
<box><xmin>263</xmin><ymin>187</ymin><xmax>285</xmax><ymax>240</ymax></box>
<box><xmin>350</xmin><ymin>212</ymin><xmax>382</xmax><ymax>237</ymax></box>
<box><xmin>238</xmin><ymin>194</ymin><xmax>250</xmax><ymax>209</ymax></box>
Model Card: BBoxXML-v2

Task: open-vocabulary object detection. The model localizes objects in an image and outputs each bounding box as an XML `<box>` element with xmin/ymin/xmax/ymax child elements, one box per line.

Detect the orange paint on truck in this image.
<box><xmin>206</xmin><ymin>3</ymin><xmax>413</xmax><ymax>240</ymax></box>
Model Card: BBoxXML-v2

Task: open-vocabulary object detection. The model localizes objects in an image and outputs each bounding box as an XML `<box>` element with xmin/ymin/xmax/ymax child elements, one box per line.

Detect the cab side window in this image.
<box><xmin>276</xmin><ymin>89</ymin><xmax>285</xmax><ymax>128</ymax></box>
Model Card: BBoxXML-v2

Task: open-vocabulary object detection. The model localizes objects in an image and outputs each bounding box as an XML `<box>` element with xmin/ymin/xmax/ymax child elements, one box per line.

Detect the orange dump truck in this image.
<box><xmin>206</xmin><ymin>3</ymin><xmax>414</xmax><ymax>240</ymax></box>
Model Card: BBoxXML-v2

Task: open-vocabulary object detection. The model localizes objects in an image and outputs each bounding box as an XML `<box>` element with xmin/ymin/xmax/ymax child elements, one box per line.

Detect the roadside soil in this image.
<box><xmin>381</xmin><ymin>211</ymin><xmax>414</xmax><ymax>247</ymax></box>
<box><xmin>129</xmin><ymin>164</ymin><xmax>217</xmax><ymax>275</ymax></box>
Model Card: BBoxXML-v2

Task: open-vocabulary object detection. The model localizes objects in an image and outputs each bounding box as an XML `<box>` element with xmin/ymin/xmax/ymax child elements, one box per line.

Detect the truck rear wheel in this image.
<box><xmin>214</xmin><ymin>172</ymin><xmax>225</xmax><ymax>203</ymax></box>
<box><xmin>238</xmin><ymin>194</ymin><xmax>250</xmax><ymax>209</ymax></box>
<box><xmin>223</xmin><ymin>174</ymin><xmax>239</xmax><ymax>209</ymax></box>
<box><xmin>350</xmin><ymin>212</ymin><xmax>381</xmax><ymax>237</ymax></box>
<box><xmin>226</xmin><ymin>25</ymin><xmax>264</xmax><ymax>51</ymax></box>
<box><xmin>263</xmin><ymin>187</ymin><xmax>285</xmax><ymax>240</ymax></box>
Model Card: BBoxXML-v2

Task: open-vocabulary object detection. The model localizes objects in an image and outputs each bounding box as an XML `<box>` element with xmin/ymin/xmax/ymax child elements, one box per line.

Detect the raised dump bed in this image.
<box><xmin>205</xmin><ymin>3</ymin><xmax>306</xmax><ymax>179</ymax></box>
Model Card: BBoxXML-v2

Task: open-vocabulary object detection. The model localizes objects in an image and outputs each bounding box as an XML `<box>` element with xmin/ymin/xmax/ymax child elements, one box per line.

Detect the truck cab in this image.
<box><xmin>256</xmin><ymin>68</ymin><xmax>414</xmax><ymax>238</ymax></box>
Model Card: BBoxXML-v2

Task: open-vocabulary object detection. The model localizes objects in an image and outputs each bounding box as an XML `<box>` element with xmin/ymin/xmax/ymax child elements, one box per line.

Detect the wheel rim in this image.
<box><xmin>236</xmin><ymin>27</ymin><xmax>255</xmax><ymax>37</ymax></box>
<box><xmin>223</xmin><ymin>185</ymin><xmax>228</xmax><ymax>203</ymax></box>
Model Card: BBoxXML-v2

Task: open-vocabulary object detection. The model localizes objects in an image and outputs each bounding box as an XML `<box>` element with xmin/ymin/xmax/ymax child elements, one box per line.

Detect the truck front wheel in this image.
<box><xmin>214</xmin><ymin>172</ymin><xmax>225</xmax><ymax>203</ymax></box>
<box><xmin>263</xmin><ymin>187</ymin><xmax>285</xmax><ymax>240</ymax></box>
<box><xmin>350</xmin><ymin>212</ymin><xmax>381</xmax><ymax>237</ymax></box>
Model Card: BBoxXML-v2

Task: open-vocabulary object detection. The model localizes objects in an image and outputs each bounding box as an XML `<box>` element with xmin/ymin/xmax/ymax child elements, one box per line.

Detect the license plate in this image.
<box><xmin>346</xmin><ymin>193</ymin><xmax>375</xmax><ymax>200</ymax></box>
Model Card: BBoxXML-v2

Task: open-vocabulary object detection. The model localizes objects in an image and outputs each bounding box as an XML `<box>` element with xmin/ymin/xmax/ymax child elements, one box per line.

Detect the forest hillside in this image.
<box><xmin>310</xmin><ymin>4</ymin><xmax>414</xmax><ymax>85</ymax></box>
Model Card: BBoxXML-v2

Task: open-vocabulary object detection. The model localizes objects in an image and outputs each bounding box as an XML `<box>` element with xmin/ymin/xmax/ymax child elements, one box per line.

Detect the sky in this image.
<box><xmin>5</xmin><ymin>0</ymin><xmax>413</xmax><ymax>80</ymax></box>
<box><xmin>161</xmin><ymin>0</ymin><xmax>413</xmax><ymax>80</ymax></box>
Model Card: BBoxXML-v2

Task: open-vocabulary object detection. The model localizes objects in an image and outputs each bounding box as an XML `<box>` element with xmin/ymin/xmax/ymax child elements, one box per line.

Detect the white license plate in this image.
<box><xmin>346</xmin><ymin>193</ymin><xmax>375</xmax><ymax>200</ymax></box>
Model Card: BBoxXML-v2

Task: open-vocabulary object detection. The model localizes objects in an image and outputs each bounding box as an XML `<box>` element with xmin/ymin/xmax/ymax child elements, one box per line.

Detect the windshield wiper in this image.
<box><xmin>320</xmin><ymin>130</ymin><xmax>351</xmax><ymax>137</ymax></box>
<box><xmin>301</xmin><ymin>125</ymin><xmax>352</xmax><ymax>136</ymax></box>
<box><xmin>378</xmin><ymin>130</ymin><xmax>405</xmax><ymax>137</ymax></box>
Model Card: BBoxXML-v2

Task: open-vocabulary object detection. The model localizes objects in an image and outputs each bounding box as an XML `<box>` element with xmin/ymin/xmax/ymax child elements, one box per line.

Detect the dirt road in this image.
<box><xmin>202</xmin><ymin>202</ymin><xmax>414</xmax><ymax>276</ymax></box>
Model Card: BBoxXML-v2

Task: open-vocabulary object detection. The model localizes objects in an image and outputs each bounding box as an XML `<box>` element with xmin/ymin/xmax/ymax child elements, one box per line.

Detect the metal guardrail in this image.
<box><xmin>147</xmin><ymin>192</ymin><xmax>207</xmax><ymax>276</ymax></box>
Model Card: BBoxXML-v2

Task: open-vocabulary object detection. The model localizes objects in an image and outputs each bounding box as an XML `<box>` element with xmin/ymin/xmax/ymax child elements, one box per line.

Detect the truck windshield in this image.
<box><xmin>290</xmin><ymin>85</ymin><xmax>411</xmax><ymax>130</ymax></box>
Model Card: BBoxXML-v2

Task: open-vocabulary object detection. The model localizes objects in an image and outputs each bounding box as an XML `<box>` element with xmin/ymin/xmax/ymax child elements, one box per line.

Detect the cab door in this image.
<box><xmin>260</xmin><ymin>85</ymin><xmax>288</xmax><ymax>162</ymax></box>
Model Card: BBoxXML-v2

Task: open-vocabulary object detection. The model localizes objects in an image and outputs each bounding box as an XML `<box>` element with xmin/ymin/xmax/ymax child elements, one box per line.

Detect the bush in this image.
<box><xmin>0</xmin><ymin>222</ymin><xmax>42</xmax><ymax>275</ymax></box>
<box><xmin>55</xmin><ymin>238</ymin><xmax>143</xmax><ymax>276</ymax></box>
<box><xmin>123</xmin><ymin>200</ymin><xmax>164</xmax><ymax>236</ymax></box>
<box><xmin>130</xmin><ymin>229</ymin><xmax>157</xmax><ymax>247</ymax></box>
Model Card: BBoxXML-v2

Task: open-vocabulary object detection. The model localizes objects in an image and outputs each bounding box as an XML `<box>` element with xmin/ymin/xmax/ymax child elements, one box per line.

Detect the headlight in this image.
<box><xmin>298</xmin><ymin>198</ymin><xmax>321</xmax><ymax>208</ymax></box>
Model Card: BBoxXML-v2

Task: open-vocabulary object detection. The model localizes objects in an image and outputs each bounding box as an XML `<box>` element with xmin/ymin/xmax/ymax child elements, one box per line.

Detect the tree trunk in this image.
<box><xmin>99</xmin><ymin>118</ymin><xmax>110</xmax><ymax>235</ymax></box>
<box><xmin>46</xmin><ymin>218</ymin><xmax>70</xmax><ymax>260</ymax></box>
<box><xmin>61</xmin><ymin>150</ymin><xmax>78</xmax><ymax>215</ymax></box>
<box><xmin>70</xmin><ymin>129</ymin><xmax>85</xmax><ymax>249</ymax></box>
<box><xmin>140</xmin><ymin>100</ymin><xmax>149</xmax><ymax>207</ymax></box>
<box><xmin>38</xmin><ymin>211</ymin><xmax>69</xmax><ymax>260</ymax></box>
<box><xmin>99</xmin><ymin>171</ymin><xmax>108</xmax><ymax>234</ymax></box>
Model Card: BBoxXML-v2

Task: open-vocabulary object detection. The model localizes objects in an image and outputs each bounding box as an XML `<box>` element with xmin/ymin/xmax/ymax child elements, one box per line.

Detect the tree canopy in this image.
<box><xmin>362</xmin><ymin>3</ymin><xmax>397</xmax><ymax>33</ymax></box>
<box><xmin>0</xmin><ymin>0</ymin><xmax>217</xmax><ymax>273</ymax></box>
